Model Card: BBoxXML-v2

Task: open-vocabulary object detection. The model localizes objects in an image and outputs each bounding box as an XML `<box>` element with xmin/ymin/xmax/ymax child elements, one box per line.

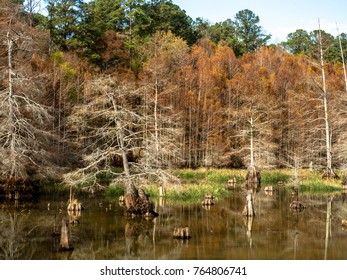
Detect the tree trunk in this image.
<box><xmin>154</xmin><ymin>72</ymin><xmax>160</xmax><ymax>167</ymax></box>
<box><xmin>249</xmin><ymin>117</ymin><xmax>255</xmax><ymax>168</ymax></box>
<box><xmin>117</xmin><ymin>120</ymin><xmax>137</xmax><ymax>197</ymax></box>
<box><xmin>318</xmin><ymin>20</ymin><xmax>338</xmax><ymax>179</ymax></box>
<box><xmin>116</xmin><ymin>119</ymin><xmax>157</xmax><ymax>218</ymax></box>
<box><xmin>6</xmin><ymin>33</ymin><xmax>17</xmax><ymax>179</ymax></box>
<box><xmin>59</xmin><ymin>217</ymin><xmax>73</xmax><ymax>251</ymax></box>
<box><xmin>319</xmin><ymin>24</ymin><xmax>332</xmax><ymax>172</ymax></box>
<box><xmin>246</xmin><ymin>165</ymin><xmax>261</xmax><ymax>190</ymax></box>
<box><xmin>242</xmin><ymin>189</ymin><xmax>255</xmax><ymax>216</ymax></box>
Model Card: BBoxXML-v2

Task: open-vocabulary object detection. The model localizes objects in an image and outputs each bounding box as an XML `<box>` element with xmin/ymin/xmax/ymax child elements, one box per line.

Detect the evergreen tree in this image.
<box><xmin>46</xmin><ymin>0</ymin><xmax>83</xmax><ymax>51</ymax></box>
<box><xmin>74</xmin><ymin>0</ymin><xmax>126</xmax><ymax>63</ymax></box>
<box><xmin>208</xmin><ymin>19</ymin><xmax>244</xmax><ymax>56</ymax></box>
<box><xmin>282</xmin><ymin>28</ymin><xmax>347</xmax><ymax>63</ymax></box>
<box><xmin>133</xmin><ymin>0</ymin><xmax>198</xmax><ymax>45</ymax></box>
<box><xmin>282</xmin><ymin>29</ymin><xmax>312</xmax><ymax>55</ymax></box>
<box><xmin>233</xmin><ymin>9</ymin><xmax>271</xmax><ymax>54</ymax></box>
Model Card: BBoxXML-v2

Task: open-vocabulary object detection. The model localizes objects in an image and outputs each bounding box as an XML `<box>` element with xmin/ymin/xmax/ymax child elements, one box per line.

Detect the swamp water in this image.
<box><xmin>1</xmin><ymin>187</ymin><xmax>347</xmax><ymax>260</ymax></box>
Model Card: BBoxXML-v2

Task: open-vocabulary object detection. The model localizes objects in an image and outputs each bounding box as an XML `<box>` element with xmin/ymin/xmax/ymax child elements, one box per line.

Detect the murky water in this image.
<box><xmin>1</xmin><ymin>187</ymin><xmax>347</xmax><ymax>260</ymax></box>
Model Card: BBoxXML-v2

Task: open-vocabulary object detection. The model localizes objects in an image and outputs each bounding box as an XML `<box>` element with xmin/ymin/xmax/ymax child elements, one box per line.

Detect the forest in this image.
<box><xmin>1</xmin><ymin>0</ymin><xmax>347</xmax><ymax>196</ymax></box>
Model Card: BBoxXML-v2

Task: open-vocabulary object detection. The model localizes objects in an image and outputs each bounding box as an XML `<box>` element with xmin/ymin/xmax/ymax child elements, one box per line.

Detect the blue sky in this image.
<box><xmin>172</xmin><ymin>0</ymin><xmax>347</xmax><ymax>43</ymax></box>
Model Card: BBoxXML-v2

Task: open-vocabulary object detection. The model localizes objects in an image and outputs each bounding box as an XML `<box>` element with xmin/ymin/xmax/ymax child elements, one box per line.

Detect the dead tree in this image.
<box><xmin>242</xmin><ymin>189</ymin><xmax>255</xmax><ymax>216</ymax></box>
<box><xmin>246</xmin><ymin>166</ymin><xmax>261</xmax><ymax>190</ymax></box>
<box><xmin>242</xmin><ymin>115</ymin><xmax>261</xmax><ymax>217</ymax></box>
<box><xmin>318</xmin><ymin>19</ymin><xmax>338</xmax><ymax>179</ymax></box>
<box><xmin>64</xmin><ymin>77</ymin><xmax>159</xmax><ymax>218</ymax></box>
<box><xmin>0</xmin><ymin>2</ymin><xmax>55</xmax><ymax>192</ymax></box>
<box><xmin>245</xmin><ymin>116</ymin><xmax>261</xmax><ymax>190</ymax></box>
<box><xmin>59</xmin><ymin>217</ymin><xmax>73</xmax><ymax>251</ymax></box>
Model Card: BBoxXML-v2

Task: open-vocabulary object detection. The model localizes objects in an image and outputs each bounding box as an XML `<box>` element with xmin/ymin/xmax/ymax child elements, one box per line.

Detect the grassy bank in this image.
<box><xmin>104</xmin><ymin>169</ymin><xmax>243</xmax><ymax>202</ymax></box>
<box><xmin>291</xmin><ymin>169</ymin><xmax>343</xmax><ymax>193</ymax></box>
<box><xmin>39</xmin><ymin>168</ymin><xmax>344</xmax><ymax>200</ymax></box>
<box><xmin>171</xmin><ymin>168</ymin><xmax>294</xmax><ymax>187</ymax></box>
<box><xmin>145</xmin><ymin>168</ymin><xmax>343</xmax><ymax>199</ymax></box>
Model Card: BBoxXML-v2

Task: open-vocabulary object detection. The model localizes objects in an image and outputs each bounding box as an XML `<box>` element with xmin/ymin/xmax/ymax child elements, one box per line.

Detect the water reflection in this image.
<box><xmin>0</xmin><ymin>202</ymin><xmax>47</xmax><ymax>259</ymax></box>
<box><xmin>324</xmin><ymin>197</ymin><xmax>333</xmax><ymax>260</ymax></box>
<box><xmin>124</xmin><ymin>219</ymin><xmax>155</xmax><ymax>259</ymax></box>
<box><xmin>1</xmin><ymin>187</ymin><xmax>347</xmax><ymax>260</ymax></box>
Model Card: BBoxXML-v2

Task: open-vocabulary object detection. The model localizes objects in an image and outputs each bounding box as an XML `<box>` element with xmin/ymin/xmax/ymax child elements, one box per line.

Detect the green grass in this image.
<box><xmin>139</xmin><ymin>168</ymin><xmax>246</xmax><ymax>203</ymax></box>
<box><xmin>169</xmin><ymin>168</ymin><xmax>344</xmax><ymax>197</ymax></box>
<box><xmin>267</xmin><ymin>169</ymin><xmax>342</xmax><ymax>193</ymax></box>
<box><xmin>105</xmin><ymin>183</ymin><xmax>125</xmax><ymax>198</ymax></box>
<box><xmin>162</xmin><ymin>169</ymin><xmax>245</xmax><ymax>202</ymax></box>
<box><xmin>172</xmin><ymin>168</ymin><xmax>246</xmax><ymax>186</ymax></box>
<box><xmin>39</xmin><ymin>181</ymin><xmax>67</xmax><ymax>194</ymax></box>
<box><xmin>143</xmin><ymin>183</ymin><xmax>231</xmax><ymax>203</ymax></box>
<box><xmin>173</xmin><ymin>168</ymin><xmax>296</xmax><ymax>186</ymax></box>
<box><xmin>299</xmin><ymin>182</ymin><xmax>341</xmax><ymax>193</ymax></box>
<box><xmin>261</xmin><ymin>169</ymin><xmax>292</xmax><ymax>185</ymax></box>
<box><xmin>296</xmin><ymin>170</ymin><xmax>342</xmax><ymax>193</ymax></box>
<box><xmin>39</xmin><ymin>168</ymin><xmax>345</xmax><ymax>200</ymax></box>
<box><xmin>102</xmin><ymin>168</ymin><xmax>345</xmax><ymax>202</ymax></box>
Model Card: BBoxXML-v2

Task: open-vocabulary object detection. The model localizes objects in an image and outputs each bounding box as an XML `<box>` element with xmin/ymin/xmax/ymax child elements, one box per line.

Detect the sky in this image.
<box><xmin>171</xmin><ymin>0</ymin><xmax>347</xmax><ymax>43</ymax></box>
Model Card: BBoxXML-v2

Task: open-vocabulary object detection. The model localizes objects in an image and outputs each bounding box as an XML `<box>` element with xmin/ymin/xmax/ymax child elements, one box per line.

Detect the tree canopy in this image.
<box><xmin>1</xmin><ymin>0</ymin><xmax>347</xmax><ymax>189</ymax></box>
<box><xmin>233</xmin><ymin>9</ymin><xmax>271</xmax><ymax>53</ymax></box>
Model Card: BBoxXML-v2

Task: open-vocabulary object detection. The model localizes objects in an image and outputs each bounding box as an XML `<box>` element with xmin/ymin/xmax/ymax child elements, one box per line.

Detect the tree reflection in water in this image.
<box><xmin>1</xmin><ymin>188</ymin><xmax>347</xmax><ymax>260</ymax></box>
<box><xmin>0</xmin><ymin>206</ymin><xmax>37</xmax><ymax>259</ymax></box>
<box><xmin>125</xmin><ymin>219</ymin><xmax>153</xmax><ymax>259</ymax></box>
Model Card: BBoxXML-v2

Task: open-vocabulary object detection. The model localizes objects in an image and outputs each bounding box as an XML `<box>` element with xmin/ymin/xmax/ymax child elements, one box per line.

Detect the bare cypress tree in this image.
<box><xmin>64</xmin><ymin>76</ymin><xmax>163</xmax><ymax>217</ymax></box>
<box><xmin>318</xmin><ymin>19</ymin><xmax>338</xmax><ymax>179</ymax></box>
<box><xmin>141</xmin><ymin>32</ymin><xmax>186</xmax><ymax>170</ymax></box>
<box><xmin>0</xmin><ymin>1</ymin><xmax>55</xmax><ymax>191</ymax></box>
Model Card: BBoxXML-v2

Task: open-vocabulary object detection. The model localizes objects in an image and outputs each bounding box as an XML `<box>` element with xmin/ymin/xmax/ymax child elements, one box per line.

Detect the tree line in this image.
<box><xmin>1</xmin><ymin>0</ymin><xmax>347</xmax><ymax>190</ymax></box>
